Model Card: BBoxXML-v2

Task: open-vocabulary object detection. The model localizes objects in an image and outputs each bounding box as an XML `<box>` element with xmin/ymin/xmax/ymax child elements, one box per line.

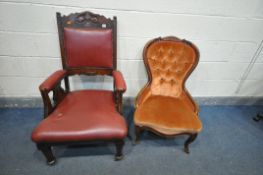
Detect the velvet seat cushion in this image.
<box><xmin>32</xmin><ymin>90</ymin><xmax>127</xmax><ymax>143</ymax></box>
<box><xmin>134</xmin><ymin>95</ymin><xmax>202</xmax><ymax>135</ymax></box>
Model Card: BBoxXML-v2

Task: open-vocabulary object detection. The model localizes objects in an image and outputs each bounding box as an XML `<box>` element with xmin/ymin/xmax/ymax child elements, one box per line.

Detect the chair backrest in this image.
<box><xmin>143</xmin><ymin>37</ymin><xmax>199</xmax><ymax>97</ymax></box>
<box><xmin>57</xmin><ymin>11</ymin><xmax>117</xmax><ymax>76</ymax></box>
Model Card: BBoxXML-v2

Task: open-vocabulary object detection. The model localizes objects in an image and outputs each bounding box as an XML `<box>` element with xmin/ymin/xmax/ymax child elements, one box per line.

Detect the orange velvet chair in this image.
<box><xmin>134</xmin><ymin>36</ymin><xmax>202</xmax><ymax>153</ymax></box>
<box><xmin>31</xmin><ymin>11</ymin><xmax>127</xmax><ymax>165</ymax></box>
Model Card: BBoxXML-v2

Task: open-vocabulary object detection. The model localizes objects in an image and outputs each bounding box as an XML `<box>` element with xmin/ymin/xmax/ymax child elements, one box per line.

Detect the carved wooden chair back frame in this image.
<box><xmin>56</xmin><ymin>11</ymin><xmax>117</xmax><ymax>92</ymax></box>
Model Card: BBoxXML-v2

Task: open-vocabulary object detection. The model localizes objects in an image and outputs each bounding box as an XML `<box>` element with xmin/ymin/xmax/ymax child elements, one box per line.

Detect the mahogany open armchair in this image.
<box><xmin>31</xmin><ymin>11</ymin><xmax>127</xmax><ymax>165</ymax></box>
<box><xmin>134</xmin><ymin>37</ymin><xmax>202</xmax><ymax>153</ymax></box>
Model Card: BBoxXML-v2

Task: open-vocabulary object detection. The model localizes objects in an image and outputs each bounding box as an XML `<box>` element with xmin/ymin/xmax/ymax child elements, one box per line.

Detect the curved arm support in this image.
<box><xmin>39</xmin><ymin>70</ymin><xmax>67</xmax><ymax>118</ymax></box>
<box><xmin>112</xmin><ymin>70</ymin><xmax>126</xmax><ymax>93</ymax></box>
<box><xmin>39</xmin><ymin>70</ymin><xmax>67</xmax><ymax>92</ymax></box>
<box><xmin>112</xmin><ymin>70</ymin><xmax>126</xmax><ymax>114</ymax></box>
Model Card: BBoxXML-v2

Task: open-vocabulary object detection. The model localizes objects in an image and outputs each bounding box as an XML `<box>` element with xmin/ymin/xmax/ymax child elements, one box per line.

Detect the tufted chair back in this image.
<box><xmin>144</xmin><ymin>37</ymin><xmax>199</xmax><ymax>98</ymax></box>
<box><xmin>134</xmin><ymin>37</ymin><xmax>202</xmax><ymax>151</ymax></box>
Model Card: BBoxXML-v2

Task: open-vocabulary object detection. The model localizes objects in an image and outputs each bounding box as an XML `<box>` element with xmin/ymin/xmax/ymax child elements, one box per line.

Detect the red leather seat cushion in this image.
<box><xmin>32</xmin><ymin>90</ymin><xmax>127</xmax><ymax>143</ymax></box>
<box><xmin>64</xmin><ymin>28</ymin><xmax>113</xmax><ymax>68</ymax></box>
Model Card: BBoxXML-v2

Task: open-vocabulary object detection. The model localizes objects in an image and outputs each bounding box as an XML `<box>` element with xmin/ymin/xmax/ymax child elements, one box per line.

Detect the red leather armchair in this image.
<box><xmin>31</xmin><ymin>11</ymin><xmax>127</xmax><ymax>165</ymax></box>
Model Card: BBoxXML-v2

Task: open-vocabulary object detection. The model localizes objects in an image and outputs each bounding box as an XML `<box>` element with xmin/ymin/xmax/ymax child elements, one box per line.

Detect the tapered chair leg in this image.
<box><xmin>126</xmin><ymin>123</ymin><xmax>132</xmax><ymax>141</ymax></box>
<box><xmin>184</xmin><ymin>134</ymin><xmax>198</xmax><ymax>154</ymax></box>
<box><xmin>134</xmin><ymin>126</ymin><xmax>142</xmax><ymax>144</ymax></box>
<box><xmin>37</xmin><ymin>144</ymin><xmax>56</xmax><ymax>165</ymax></box>
<box><xmin>114</xmin><ymin>140</ymin><xmax>124</xmax><ymax>161</ymax></box>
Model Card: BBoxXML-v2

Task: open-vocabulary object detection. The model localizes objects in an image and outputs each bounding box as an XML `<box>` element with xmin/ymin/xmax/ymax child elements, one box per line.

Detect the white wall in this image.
<box><xmin>0</xmin><ymin>0</ymin><xmax>263</xmax><ymax>97</ymax></box>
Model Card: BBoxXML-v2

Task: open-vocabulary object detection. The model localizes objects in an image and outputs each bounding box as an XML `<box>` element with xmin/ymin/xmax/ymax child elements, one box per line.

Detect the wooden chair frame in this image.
<box><xmin>36</xmin><ymin>11</ymin><xmax>126</xmax><ymax>165</ymax></box>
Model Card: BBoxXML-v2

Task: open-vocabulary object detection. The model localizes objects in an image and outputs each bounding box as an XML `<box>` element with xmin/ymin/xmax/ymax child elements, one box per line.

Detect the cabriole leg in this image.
<box><xmin>37</xmin><ymin>144</ymin><xmax>56</xmax><ymax>165</ymax></box>
<box><xmin>114</xmin><ymin>140</ymin><xmax>124</xmax><ymax>161</ymax></box>
<box><xmin>184</xmin><ymin>134</ymin><xmax>198</xmax><ymax>154</ymax></box>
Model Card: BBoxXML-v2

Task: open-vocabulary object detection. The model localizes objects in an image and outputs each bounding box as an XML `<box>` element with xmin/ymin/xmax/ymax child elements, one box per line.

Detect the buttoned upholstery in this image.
<box><xmin>147</xmin><ymin>41</ymin><xmax>196</xmax><ymax>97</ymax></box>
<box><xmin>134</xmin><ymin>37</ymin><xmax>202</xmax><ymax>136</ymax></box>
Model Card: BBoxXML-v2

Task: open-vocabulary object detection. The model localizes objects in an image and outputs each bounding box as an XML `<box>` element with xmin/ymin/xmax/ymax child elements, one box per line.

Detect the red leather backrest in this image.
<box><xmin>64</xmin><ymin>27</ymin><xmax>113</xmax><ymax>68</ymax></box>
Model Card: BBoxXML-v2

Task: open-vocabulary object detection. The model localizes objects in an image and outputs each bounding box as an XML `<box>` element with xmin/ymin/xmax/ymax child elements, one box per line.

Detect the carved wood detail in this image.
<box><xmin>61</xmin><ymin>11</ymin><xmax>114</xmax><ymax>29</ymax></box>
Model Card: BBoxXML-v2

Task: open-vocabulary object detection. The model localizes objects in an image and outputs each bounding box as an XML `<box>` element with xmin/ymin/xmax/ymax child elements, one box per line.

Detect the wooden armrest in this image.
<box><xmin>39</xmin><ymin>70</ymin><xmax>67</xmax><ymax>92</ymax></box>
<box><xmin>112</xmin><ymin>70</ymin><xmax>126</xmax><ymax>93</ymax></box>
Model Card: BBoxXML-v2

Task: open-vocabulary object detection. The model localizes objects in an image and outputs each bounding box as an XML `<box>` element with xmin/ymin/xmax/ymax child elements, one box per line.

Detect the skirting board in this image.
<box><xmin>0</xmin><ymin>97</ymin><xmax>263</xmax><ymax>108</ymax></box>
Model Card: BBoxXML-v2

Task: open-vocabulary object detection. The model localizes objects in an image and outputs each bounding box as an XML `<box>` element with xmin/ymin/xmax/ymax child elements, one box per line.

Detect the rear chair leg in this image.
<box><xmin>184</xmin><ymin>133</ymin><xmax>198</xmax><ymax>154</ymax></box>
<box><xmin>37</xmin><ymin>144</ymin><xmax>56</xmax><ymax>165</ymax></box>
<box><xmin>115</xmin><ymin>140</ymin><xmax>124</xmax><ymax>161</ymax></box>
<box><xmin>134</xmin><ymin>126</ymin><xmax>142</xmax><ymax>144</ymax></box>
<box><xmin>126</xmin><ymin>121</ymin><xmax>132</xmax><ymax>141</ymax></box>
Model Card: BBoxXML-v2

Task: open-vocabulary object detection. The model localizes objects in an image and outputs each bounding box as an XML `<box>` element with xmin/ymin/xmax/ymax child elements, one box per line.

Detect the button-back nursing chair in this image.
<box><xmin>31</xmin><ymin>11</ymin><xmax>127</xmax><ymax>165</ymax></box>
<box><xmin>134</xmin><ymin>37</ymin><xmax>202</xmax><ymax>153</ymax></box>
